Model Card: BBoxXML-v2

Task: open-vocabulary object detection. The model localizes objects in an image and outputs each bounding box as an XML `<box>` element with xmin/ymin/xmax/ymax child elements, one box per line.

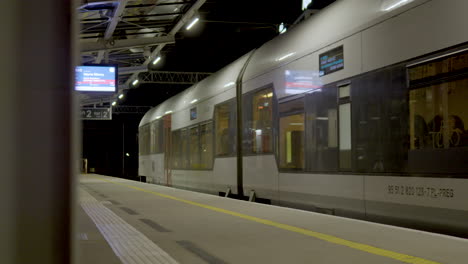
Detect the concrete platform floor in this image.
<box><xmin>77</xmin><ymin>174</ymin><xmax>468</xmax><ymax>264</ymax></box>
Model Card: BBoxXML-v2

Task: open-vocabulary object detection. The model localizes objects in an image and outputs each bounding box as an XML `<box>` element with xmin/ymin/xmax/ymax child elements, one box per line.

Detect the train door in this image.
<box><xmin>163</xmin><ymin>114</ymin><xmax>172</xmax><ymax>186</ymax></box>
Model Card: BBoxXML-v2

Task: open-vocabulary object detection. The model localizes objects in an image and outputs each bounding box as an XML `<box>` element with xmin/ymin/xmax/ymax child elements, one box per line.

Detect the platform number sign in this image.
<box><xmin>319</xmin><ymin>46</ymin><xmax>344</xmax><ymax>76</ymax></box>
<box><xmin>81</xmin><ymin>107</ymin><xmax>112</xmax><ymax>120</ymax></box>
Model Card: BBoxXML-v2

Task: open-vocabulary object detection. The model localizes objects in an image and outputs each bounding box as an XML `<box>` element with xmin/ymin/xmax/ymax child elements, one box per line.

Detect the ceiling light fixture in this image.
<box><xmin>186</xmin><ymin>17</ymin><xmax>199</xmax><ymax>30</ymax></box>
<box><xmin>152</xmin><ymin>56</ymin><xmax>161</xmax><ymax>65</ymax></box>
<box><xmin>132</xmin><ymin>79</ymin><xmax>139</xmax><ymax>86</ymax></box>
<box><xmin>165</xmin><ymin>110</ymin><xmax>172</xmax><ymax>114</ymax></box>
<box><xmin>118</xmin><ymin>94</ymin><xmax>124</xmax><ymax>99</ymax></box>
<box><xmin>111</xmin><ymin>101</ymin><xmax>116</xmax><ymax>106</ymax></box>
<box><xmin>190</xmin><ymin>99</ymin><xmax>198</xmax><ymax>104</ymax></box>
<box><xmin>279</xmin><ymin>23</ymin><xmax>287</xmax><ymax>34</ymax></box>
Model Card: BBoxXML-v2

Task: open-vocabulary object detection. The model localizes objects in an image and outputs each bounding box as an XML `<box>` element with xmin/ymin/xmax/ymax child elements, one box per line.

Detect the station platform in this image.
<box><xmin>77</xmin><ymin>174</ymin><xmax>468</xmax><ymax>264</ymax></box>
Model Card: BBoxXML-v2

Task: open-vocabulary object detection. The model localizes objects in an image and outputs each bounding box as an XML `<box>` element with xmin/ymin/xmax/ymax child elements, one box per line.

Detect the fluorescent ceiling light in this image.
<box><xmin>111</xmin><ymin>101</ymin><xmax>116</xmax><ymax>106</ymax></box>
<box><xmin>186</xmin><ymin>17</ymin><xmax>199</xmax><ymax>30</ymax></box>
<box><xmin>165</xmin><ymin>110</ymin><xmax>172</xmax><ymax>114</ymax></box>
<box><xmin>132</xmin><ymin>79</ymin><xmax>139</xmax><ymax>86</ymax></box>
<box><xmin>279</xmin><ymin>23</ymin><xmax>287</xmax><ymax>34</ymax></box>
<box><xmin>125</xmin><ymin>153</ymin><xmax>130</xmax><ymax>157</ymax></box>
<box><xmin>277</xmin><ymin>52</ymin><xmax>295</xmax><ymax>61</ymax></box>
<box><xmin>156</xmin><ymin>116</ymin><xmax>162</xmax><ymax>119</ymax></box>
<box><xmin>152</xmin><ymin>56</ymin><xmax>161</xmax><ymax>65</ymax></box>
<box><xmin>190</xmin><ymin>99</ymin><xmax>198</xmax><ymax>104</ymax></box>
<box><xmin>118</xmin><ymin>94</ymin><xmax>124</xmax><ymax>99</ymax></box>
<box><xmin>382</xmin><ymin>0</ymin><xmax>412</xmax><ymax>11</ymax></box>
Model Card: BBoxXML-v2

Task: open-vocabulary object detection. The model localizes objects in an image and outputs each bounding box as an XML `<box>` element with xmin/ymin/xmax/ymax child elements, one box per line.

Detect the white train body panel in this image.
<box><xmin>171</xmin><ymin>170</ymin><xmax>215</xmax><ymax>194</ymax></box>
<box><xmin>139</xmin><ymin>0</ymin><xmax>468</xmax><ymax>235</ymax></box>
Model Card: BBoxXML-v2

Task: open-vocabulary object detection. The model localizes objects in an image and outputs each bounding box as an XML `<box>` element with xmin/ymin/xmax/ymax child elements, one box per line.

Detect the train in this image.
<box><xmin>138</xmin><ymin>0</ymin><xmax>468</xmax><ymax>236</ymax></box>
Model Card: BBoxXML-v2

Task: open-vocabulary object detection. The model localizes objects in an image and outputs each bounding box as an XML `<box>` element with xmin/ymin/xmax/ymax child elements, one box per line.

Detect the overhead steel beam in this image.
<box><xmin>81</xmin><ymin>35</ymin><xmax>175</xmax><ymax>52</ymax></box>
<box><xmin>118</xmin><ymin>65</ymin><xmax>148</xmax><ymax>74</ymax></box>
<box><xmin>124</xmin><ymin>0</ymin><xmax>207</xmax><ymax>87</ymax></box>
<box><xmin>95</xmin><ymin>0</ymin><xmax>129</xmax><ymax>63</ymax></box>
<box><xmin>139</xmin><ymin>71</ymin><xmax>211</xmax><ymax>84</ymax></box>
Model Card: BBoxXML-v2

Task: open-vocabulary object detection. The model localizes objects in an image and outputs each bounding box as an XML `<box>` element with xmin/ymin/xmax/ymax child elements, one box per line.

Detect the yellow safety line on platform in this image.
<box><xmin>88</xmin><ymin>175</ymin><xmax>441</xmax><ymax>264</ymax></box>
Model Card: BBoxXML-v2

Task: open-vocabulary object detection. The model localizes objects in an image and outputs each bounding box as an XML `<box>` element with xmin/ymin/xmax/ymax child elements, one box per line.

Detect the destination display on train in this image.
<box><xmin>75</xmin><ymin>65</ymin><xmax>117</xmax><ymax>92</ymax></box>
<box><xmin>319</xmin><ymin>46</ymin><xmax>344</xmax><ymax>76</ymax></box>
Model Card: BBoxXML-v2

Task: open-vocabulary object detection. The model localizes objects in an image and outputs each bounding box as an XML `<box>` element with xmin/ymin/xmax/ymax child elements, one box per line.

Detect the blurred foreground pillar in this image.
<box><xmin>0</xmin><ymin>0</ymin><xmax>77</xmax><ymax>263</ymax></box>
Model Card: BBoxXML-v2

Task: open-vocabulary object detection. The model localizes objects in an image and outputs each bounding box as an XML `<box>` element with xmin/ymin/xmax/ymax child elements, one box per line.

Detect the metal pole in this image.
<box><xmin>123</xmin><ymin>122</ymin><xmax>125</xmax><ymax>178</ymax></box>
<box><xmin>0</xmin><ymin>0</ymin><xmax>77</xmax><ymax>263</ymax></box>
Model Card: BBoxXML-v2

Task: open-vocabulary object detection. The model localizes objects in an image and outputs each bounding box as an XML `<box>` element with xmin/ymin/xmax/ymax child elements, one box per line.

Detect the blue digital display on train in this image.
<box><xmin>319</xmin><ymin>46</ymin><xmax>344</xmax><ymax>76</ymax></box>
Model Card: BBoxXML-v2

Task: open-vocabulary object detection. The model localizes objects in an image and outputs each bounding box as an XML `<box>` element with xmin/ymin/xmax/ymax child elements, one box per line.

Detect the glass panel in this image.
<box><xmin>140</xmin><ymin>125</ymin><xmax>150</xmax><ymax>155</ymax></box>
<box><xmin>189</xmin><ymin>126</ymin><xmax>200</xmax><ymax>169</ymax></box>
<box><xmin>339</xmin><ymin>85</ymin><xmax>350</xmax><ymax>98</ymax></box>
<box><xmin>339</xmin><ymin>103</ymin><xmax>351</xmax><ymax>170</ymax></box>
<box><xmin>171</xmin><ymin>130</ymin><xmax>181</xmax><ymax>169</ymax></box>
<box><xmin>252</xmin><ymin>88</ymin><xmax>273</xmax><ymax>153</ymax></box>
<box><xmin>215</xmin><ymin>103</ymin><xmax>231</xmax><ymax>156</ymax></box>
<box><xmin>150</xmin><ymin>121</ymin><xmax>156</xmax><ymax>154</ymax></box>
<box><xmin>279</xmin><ymin>114</ymin><xmax>305</xmax><ymax>169</ymax></box>
<box><xmin>180</xmin><ymin>129</ymin><xmax>189</xmax><ymax>169</ymax></box>
<box><xmin>410</xmin><ymin>78</ymin><xmax>468</xmax><ymax>149</ymax></box>
<box><xmin>200</xmin><ymin>122</ymin><xmax>213</xmax><ymax>169</ymax></box>
<box><xmin>305</xmin><ymin>85</ymin><xmax>338</xmax><ymax>172</ymax></box>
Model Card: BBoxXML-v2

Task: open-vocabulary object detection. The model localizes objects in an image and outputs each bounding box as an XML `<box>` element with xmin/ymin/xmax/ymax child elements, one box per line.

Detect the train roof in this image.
<box><xmin>139</xmin><ymin>52</ymin><xmax>252</xmax><ymax>127</ymax></box>
<box><xmin>140</xmin><ymin>0</ymin><xmax>426</xmax><ymax>127</ymax></box>
<box><xmin>243</xmin><ymin>0</ymin><xmax>425</xmax><ymax>81</ymax></box>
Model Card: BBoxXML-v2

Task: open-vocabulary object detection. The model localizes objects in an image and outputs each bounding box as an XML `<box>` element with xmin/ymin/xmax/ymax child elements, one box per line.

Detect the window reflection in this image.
<box><xmin>252</xmin><ymin>89</ymin><xmax>273</xmax><ymax>153</ymax></box>
<box><xmin>410</xmin><ymin>79</ymin><xmax>468</xmax><ymax>149</ymax></box>
<box><xmin>200</xmin><ymin>122</ymin><xmax>213</xmax><ymax>169</ymax></box>
<box><xmin>215</xmin><ymin>103</ymin><xmax>232</xmax><ymax>156</ymax></box>
<box><xmin>279</xmin><ymin>114</ymin><xmax>304</xmax><ymax>169</ymax></box>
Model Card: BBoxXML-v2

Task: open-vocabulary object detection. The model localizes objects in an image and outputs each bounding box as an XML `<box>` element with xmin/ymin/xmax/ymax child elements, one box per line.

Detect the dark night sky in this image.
<box><xmin>82</xmin><ymin>0</ymin><xmax>335</xmax><ymax>179</ymax></box>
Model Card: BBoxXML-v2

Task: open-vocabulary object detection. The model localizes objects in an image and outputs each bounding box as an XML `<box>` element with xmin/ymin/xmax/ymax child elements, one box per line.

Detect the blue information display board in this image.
<box><xmin>319</xmin><ymin>46</ymin><xmax>344</xmax><ymax>77</ymax></box>
<box><xmin>75</xmin><ymin>65</ymin><xmax>117</xmax><ymax>92</ymax></box>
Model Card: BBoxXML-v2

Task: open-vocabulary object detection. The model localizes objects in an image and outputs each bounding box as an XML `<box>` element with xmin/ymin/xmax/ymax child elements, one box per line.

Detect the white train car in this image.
<box><xmin>139</xmin><ymin>0</ymin><xmax>468</xmax><ymax>235</ymax></box>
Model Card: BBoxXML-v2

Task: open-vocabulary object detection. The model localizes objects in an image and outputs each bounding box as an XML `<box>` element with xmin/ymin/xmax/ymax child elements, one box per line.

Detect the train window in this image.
<box><xmin>200</xmin><ymin>122</ymin><xmax>213</xmax><ymax>169</ymax></box>
<box><xmin>180</xmin><ymin>128</ymin><xmax>189</xmax><ymax>169</ymax></box>
<box><xmin>155</xmin><ymin>119</ymin><xmax>163</xmax><ymax>153</ymax></box>
<box><xmin>410</xmin><ymin>79</ymin><xmax>468</xmax><ymax>150</ymax></box>
<box><xmin>408</xmin><ymin>49</ymin><xmax>468</xmax><ymax>173</ymax></box>
<box><xmin>171</xmin><ymin>130</ymin><xmax>182</xmax><ymax>169</ymax></box>
<box><xmin>279</xmin><ymin>114</ymin><xmax>305</xmax><ymax>170</ymax></box>
<box><xmin>150</xmin><ymin>121</ymin><xmax>157</xmax><ymax>154</ymax></box>
<box><xmin>251</xmin><ymin>88</ymin><xmax>273</xmax><ymax>153</ymax></box>
<box><xmin>139</xmin><ymin>124</ymin><xmax>150</xmax><ymax>155</ymax></box>
<box><xmin>338</xmin><ymin>85</ymin><xmax>352</xmax><ymax>170</ymax></box>
<box><xmin>215</xmin><ymin>101</ymin><xmax>235</xmax><ymax>156</ymax></box>
<box><xmin>304</xmin><ymin>85</ymin><xmax>338</xmax><ymax>172</ymax></box>
<box><xmin>189</xmin><ymin>126</ymin><xmax>200</xmax><ymax>169</ymax></box>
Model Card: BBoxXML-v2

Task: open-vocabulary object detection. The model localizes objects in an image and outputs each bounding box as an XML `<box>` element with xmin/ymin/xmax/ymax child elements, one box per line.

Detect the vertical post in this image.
<box><xmin>235</xmin><ymin>52</ymin><xmax>256</xmax><ymax>198</ymax></box>
<box><xmin>0</xmin><ymin>0</ymin><xmax>76</xmax><ymax>263</ymax></box>
<box><xmin>123</xmin><ymin>122</ymin><xmax>125</xmax><ymax>178</ymax></box>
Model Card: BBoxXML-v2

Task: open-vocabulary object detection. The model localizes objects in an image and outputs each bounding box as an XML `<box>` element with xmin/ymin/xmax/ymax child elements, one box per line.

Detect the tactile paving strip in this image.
<box><xmin>79</xmin><ymin>187</ymin><xmax>179</xmax><ymax>264</ymax></box>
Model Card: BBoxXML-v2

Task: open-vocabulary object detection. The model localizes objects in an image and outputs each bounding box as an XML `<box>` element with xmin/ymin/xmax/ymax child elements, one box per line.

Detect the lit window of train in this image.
<box><xmin>279</xmin><ymin>114</ymin><xmax>305</xmax><ymax>169</ymax></box>
<box><xmin>215</xmin><ymin>101</ymin><xmax>235</xmax><ymax>156</ymax></box>
<box><xmin>251</xmin><ymin>88</ymin><xmax>273</xmax><ymax>153</ymax></box>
